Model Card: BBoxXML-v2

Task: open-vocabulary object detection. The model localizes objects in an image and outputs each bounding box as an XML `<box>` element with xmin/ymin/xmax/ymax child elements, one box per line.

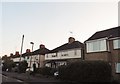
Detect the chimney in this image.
<box><xmin>26</xmin><ymin>49</ymin><xmax>31</xmax><ymax>53</ymax></box>
<box><xmin>40</xmin><ymin>44</ymin><xmax>45</xmax><ymax>49</ymax></box>
<box><xmin>15</xmin><ymin>51</ymin><xmax>19</xmax><ymax>56</ymax></box>
<box><xmin>10</xmin><ymin>53</ymin><xmax>13</xmax><ymax>56</ymax></box>
<box><xmin>68</xmin><ymin>37</ymin><xmax>75</xmax><ymax>44</ymax></box>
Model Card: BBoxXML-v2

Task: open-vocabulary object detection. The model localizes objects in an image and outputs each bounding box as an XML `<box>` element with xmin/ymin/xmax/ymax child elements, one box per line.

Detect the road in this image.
<box><xmin>1</xmin><ymin>73</ymin><xmax>73</xmax><ymax>84</ymax></box>
<box><xmin>1</xmin><ymin>74</ymin><xmax>24</xmax><ymax>84</ymax></box>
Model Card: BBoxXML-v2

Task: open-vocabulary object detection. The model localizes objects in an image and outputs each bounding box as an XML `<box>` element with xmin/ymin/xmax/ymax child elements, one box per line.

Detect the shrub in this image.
<box><xmin>58</xmin><ymin>61</ymin><xmax>112</xmax><ymax>82</ymax></box>
<box><xmin>36</xmin><ymin>67</ymin><xmax>56</xmax><ymax>76</ymax></box>
<box><xmin>2</xmin><ymin>60</ymin><xmax>16</xmax><ymax>72</ymax></box>
<box><xmin>18</xmin><ymin>60</ymin><xmax>28</xmax><ymax>73</ymax></box>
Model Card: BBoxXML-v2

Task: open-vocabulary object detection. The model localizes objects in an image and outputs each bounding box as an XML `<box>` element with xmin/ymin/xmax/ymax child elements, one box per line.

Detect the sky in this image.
<box><xmin>1</xmin><ymin>0</ymin><xmax>119</xmax><ymax>57</ymax></box>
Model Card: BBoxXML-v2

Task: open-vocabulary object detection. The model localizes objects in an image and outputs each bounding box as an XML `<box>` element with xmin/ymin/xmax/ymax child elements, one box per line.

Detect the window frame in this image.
<box><xmin>116</xmin><ymin>63</ymin><xmax>120</xmax><ymax>73</ymax></box>
<box><xmin>113</xmin><ymin>39</ymin><xmax>120</xmax><ymax>49</ymax></box>
<box><xmin>86</xmin><ymin>38</ymin><xmax>107</xmax><ymax>53</ymax></box>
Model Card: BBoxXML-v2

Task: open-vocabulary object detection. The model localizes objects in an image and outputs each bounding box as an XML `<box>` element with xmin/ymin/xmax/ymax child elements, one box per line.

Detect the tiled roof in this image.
<box><xmin>86</xmin><ymin>26</ymin><xmax>120</xmax><ymax>41</ymax></box>
<box><xmin>32</xmin><ymin>48</ymin><xmax>50</xmax><ymax>55</ymax></box>
<box><xmin>10</xmin><ymin>55</ymin><xmax>20</xmax><ymax>58</ymax></box>
<box><xmin>22</xmin><ymin>48</ymin><xmax>50</xmax><ymax>57</ymax></box>
<box><xmin>22</xmin><ymin>52</ymin><xmax>31</xmax><ymax>57</ymax></box>
<box><xmin>49</xmin><ymin>41</ymin><xmax>84</xmax><ymax>53</ymax></box>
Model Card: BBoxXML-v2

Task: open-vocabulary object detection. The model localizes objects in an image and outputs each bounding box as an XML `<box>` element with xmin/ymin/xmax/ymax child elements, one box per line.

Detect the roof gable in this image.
<box><xmin>86</xmin><ymin>26</ymin><xmax>120</xmax><ymax>41</ymax></box>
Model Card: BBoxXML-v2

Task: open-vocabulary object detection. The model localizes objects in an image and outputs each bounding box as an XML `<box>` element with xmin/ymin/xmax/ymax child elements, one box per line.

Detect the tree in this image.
<box><xmin>18</xmin><ymin>60</ymin><xmax>28</xmax><ymax>73</ymax></box>
<box><xmin>2</xmin><ymin>55</ymin><xmax>15</xmax><ymax>71</ymax></box>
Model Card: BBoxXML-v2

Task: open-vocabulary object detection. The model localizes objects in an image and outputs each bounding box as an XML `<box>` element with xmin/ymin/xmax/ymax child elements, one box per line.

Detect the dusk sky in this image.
<box><xmin>1</xmin><ymin>0</ymin><xmax>119</xmax><ymax>56</ymax></box>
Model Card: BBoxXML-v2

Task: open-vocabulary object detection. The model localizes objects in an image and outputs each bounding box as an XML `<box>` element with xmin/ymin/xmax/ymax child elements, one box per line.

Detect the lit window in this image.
<box><xmin>86</xmin><ymin>39</ymin><xmax>107</xmax><ymax>53</ymax></box>
<box><xmin>113</xmin><ymin>39</ymin><xmax>120</xmax><ymax>49</ymax></box>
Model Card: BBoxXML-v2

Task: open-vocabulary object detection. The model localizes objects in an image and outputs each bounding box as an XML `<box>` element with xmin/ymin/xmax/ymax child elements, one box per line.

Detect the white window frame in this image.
<box><xmin>86</xmin><ymin>38</ymin><xmax>107</xmax><ymax>53</ymax></box>
<box><xmin>113</xmin><ymin>39</ymin><xmax>120</xmax><ymax>49</ymax></box>
<box><xmin>61</xmin><ymin>51</ymin><xmax>68</xmax><ymax>57</ymax></box>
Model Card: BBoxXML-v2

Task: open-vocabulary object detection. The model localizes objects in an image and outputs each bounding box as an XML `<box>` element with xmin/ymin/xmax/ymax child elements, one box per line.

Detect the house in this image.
<box><xmin>10</xmin><ymin>51</ymin><xmax>24</xmax><ymax>65</ymax></box>
<box><xmin>31</xmin><ymin>44</ymin><xmax>50</xmax><ymax>68</ymax></box>
<box><xmin>22</xmin><ymin>45</ymin><xmax>50</xmax><ymax>71</ymax></box>
<box><xmin>45</xmin><ymin>37</ymin><xmax>84</xmax><ymax>68</ymax></box>
<box><xmin>22</xmin><ymin>49</ymin><xmax>31</xmax><ymax>67</ymax></box>
<box><xmin>84</xmin><ymin>26</ymin><xmax>120</xmax><ymax>78</ymax></box>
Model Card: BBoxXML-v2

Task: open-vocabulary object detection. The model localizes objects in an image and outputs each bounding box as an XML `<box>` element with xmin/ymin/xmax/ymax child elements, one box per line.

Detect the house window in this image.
<box><xmin>86</xmin><ymin>39</ymin><xmax>107</xmax><ymax>53</ymax></box>
<box><xmin>74</xmin><ymin>50</ymin><xmax>77</xmax><ymax>55</ymax></box>
<box><xmin>52</xmin><ymin>53</ymin><xmax>57</xmax><ymax>57</ymax></box>
<box><xmin>74</xmin><ymin>49</ymin><xmax>81</xmax><ymax>56</ymax></box>
<box><xmin>46</xmin><ymin>55</ymin><xmax>48</xmax><ymax>58</ymax></box>
<box><xmin>116</xmin><ymin>63</ymin><xmax>120</xmax><ymax>73</ymax></box>
<box><xmin>61</xmin><ymin>51</ymin><xmax>68</xmax><ymax>56</ymax></box>
<box><xmin>113</xmin><ymin>39</ymin><xmax>120</xmax><ymax>49</ymax></box>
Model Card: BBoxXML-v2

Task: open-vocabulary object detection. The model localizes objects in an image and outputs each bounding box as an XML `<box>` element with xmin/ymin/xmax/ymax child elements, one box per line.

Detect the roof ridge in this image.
<box><xmin>96</xmin><ymin>26</ymin><xmax>120</xmax><ymax>33</ymax></box>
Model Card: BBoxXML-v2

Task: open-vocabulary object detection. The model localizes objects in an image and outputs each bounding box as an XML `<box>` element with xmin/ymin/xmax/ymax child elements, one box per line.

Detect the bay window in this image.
<box><xmin>86</xmin><ymin>39</ymin><xmax>107</xmax><ymax>53</ymax></box>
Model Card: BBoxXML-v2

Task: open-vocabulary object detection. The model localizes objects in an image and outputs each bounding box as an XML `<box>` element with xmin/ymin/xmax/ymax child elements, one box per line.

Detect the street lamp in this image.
<box><xmin>27</xmin><ymin>42</ymin><xmax>34</xmax><ymax>79</ymax></box>
<box><xmin>30</xmin><ymin>42</ymin><xmax>34</xmax><ymax>52</ymax></box>
<box><xmin>29</xmin><ymin>42</ymin><xmax>34</xmax><ymax>71</ymax></box>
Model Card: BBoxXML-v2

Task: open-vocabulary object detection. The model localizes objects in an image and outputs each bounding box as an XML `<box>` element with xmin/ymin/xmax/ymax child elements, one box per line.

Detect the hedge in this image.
<box><xmin>58</xmin><ymin>61</ymin><xmax>112</xmax><ymax>82</ymax></box>
<box><xmin>18</xmin><ymin>60</ymin><xmax>28</xmax><ymax>73</ymax></box>
<box><xmin>36</xmin><ymin>67</ymin><xmax>56</xmax><ymax>76</ymax></box>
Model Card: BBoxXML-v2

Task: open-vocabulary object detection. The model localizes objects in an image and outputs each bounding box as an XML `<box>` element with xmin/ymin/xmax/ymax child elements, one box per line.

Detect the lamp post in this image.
<box><xmin>29</xmin><ymin>42</ymin><xmax>34</xmax><ymax>71</ymax></box>
<box><xmin>18</xmin><ymin>35</ymin><xmax>24</xmax><ymax>73</ymax></box>
<box><xmin>27</xmin><ymin>42</ymin><xmax>34</xmax><ymax>79</ymax></box>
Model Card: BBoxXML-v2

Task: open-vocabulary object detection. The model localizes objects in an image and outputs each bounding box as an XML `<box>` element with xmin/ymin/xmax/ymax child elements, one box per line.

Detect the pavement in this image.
<box><xmin>2</xmin><ymin>71</ymin><xmax>62</xmax><ymax>83</ymax></box>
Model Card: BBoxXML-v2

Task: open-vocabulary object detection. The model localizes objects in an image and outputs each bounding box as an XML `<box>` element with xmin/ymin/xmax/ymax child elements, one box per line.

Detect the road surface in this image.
<box><xmin>1</xmin><ymin>74</ymin><xmax>24</xmax><ymax>84</ymax></box>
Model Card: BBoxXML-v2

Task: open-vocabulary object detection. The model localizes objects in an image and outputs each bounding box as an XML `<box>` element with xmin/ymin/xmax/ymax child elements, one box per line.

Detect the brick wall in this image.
<box><xmin>85</xmin><ymin>39</ymin><xmax>120</xmax><ymax>78</ymax></box>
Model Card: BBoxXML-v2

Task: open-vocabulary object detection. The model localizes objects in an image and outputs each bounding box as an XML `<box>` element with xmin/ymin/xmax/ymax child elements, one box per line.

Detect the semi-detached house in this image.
<box><xmin>45</xmin><ymin>37</ymin><xmax>84</xmax><ymax>68</ymax></box>
<box><xmin>10</xmin><ymin>51</ymin><xmax>24</xmax><ymax>65</ymax></box>
<box><xmin>22</xmin><ymin>45</ymin><xmax>50</xmax><ymax>71</ymax></box>
<box><xmin>85</xmin><ymin>26</ymin><xmax>120</xmax><ymax>78</ymax></box>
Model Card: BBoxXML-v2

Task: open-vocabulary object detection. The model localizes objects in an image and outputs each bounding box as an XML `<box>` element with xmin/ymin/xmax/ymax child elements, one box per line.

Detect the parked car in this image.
<box><xmin>54</xmin><ymin>71</ymin><xmax>59</xmax><ymax>78</ymax></box>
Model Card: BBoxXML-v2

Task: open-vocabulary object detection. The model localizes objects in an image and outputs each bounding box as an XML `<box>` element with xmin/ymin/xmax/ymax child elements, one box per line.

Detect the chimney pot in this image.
<box><xmin>68</xmin><ymin>37</ymin><xmax>75</xmax><ymax>44</ymax></box>
<box><xmin>26</xmin><ymin>49</ymin><xmax>31</xmax><ymax>53</ymax></box>
<box><xmin>10</xmin><ymin>53</ymin><xmax>13</xmax><ymax>56</ymax></box>
<box><xmin>40</xmin><ymin>44</ymin><xmax>45</xmax><ymax>49</ymax></box>
<box><xmin>15</xmin><ymin>51</ymin><xmax>19</xmax><ymax>56</ymax></box>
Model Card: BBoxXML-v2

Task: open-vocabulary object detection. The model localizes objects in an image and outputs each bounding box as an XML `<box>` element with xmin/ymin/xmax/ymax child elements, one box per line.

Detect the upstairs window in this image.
<box><xmin>86</xmin><ymin>39</ymin><xmax>107</xmax><ymax>53</ymax></box>
<box><xmin>113</xmin><ymin>39</ymin><xmax>120</xmax><ymax>49</ymax></box>
<box><xmin>51</xmin><ymin>53</ymin><xmax>57</xmax><ymax>57</ymax></box>
<box><xmin>61</xmin><ymin>51</ymin><xmax>68</xmax><ymax>56</ymax></box>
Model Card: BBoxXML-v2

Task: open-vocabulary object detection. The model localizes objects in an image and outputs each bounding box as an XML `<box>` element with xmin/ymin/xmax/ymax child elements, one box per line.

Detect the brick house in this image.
<box><xmin>45</xmin><ymin>37</ymin><xmax>84</xmax><ymax>68</ymax></box>
<box><xmin>84</xmin><ymin>26</ymin><xmax>120</xmax><ymax>78</ymax></box>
